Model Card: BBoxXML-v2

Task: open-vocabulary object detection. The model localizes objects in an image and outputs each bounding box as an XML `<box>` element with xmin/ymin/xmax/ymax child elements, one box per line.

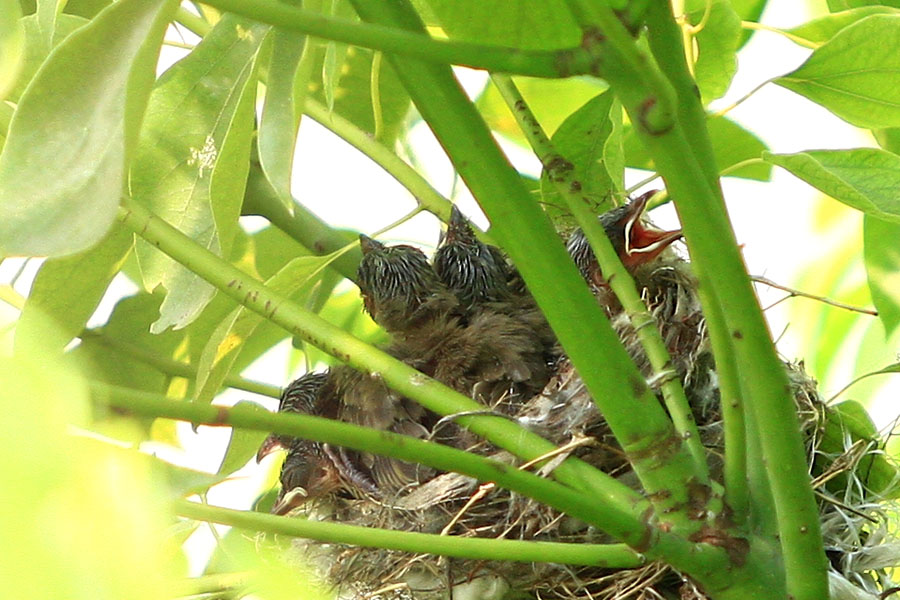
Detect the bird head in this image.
<box><xmin>255</xmin><ymin>372</ymin><xmax>328</xmax><ymax>463</ymax></box>
<box><xmin>434</xmin><ymin>206</ymin><xmax>511</xmax><ymax>307</ymax></box>
<box><xmin>568</xmin><ymin>190</ymin><xmax>682</xmax><ymax>285</ymax></box>
<box><xmin>271</xmin><ymin>440</ymin><xmax>342</xmax><ymax>515</ymax></box>
<box><xmin>357</xmin><ymin>234</ymin><xmax>446</xmax><ymax>331</ymax></box>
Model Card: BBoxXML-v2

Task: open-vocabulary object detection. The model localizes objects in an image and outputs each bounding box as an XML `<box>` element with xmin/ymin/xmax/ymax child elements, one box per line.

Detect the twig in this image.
<box><xmin>752</xmin><ymin>275</ymin><xmax>878</xmax><ymax>316</ymax></box>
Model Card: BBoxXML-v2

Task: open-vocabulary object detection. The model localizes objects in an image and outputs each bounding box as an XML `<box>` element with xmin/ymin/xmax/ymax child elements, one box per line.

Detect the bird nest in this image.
<box><xmin>259</xmin><ymin>205</ymin><xmax>900</xmax><ymax>600</ymax></box>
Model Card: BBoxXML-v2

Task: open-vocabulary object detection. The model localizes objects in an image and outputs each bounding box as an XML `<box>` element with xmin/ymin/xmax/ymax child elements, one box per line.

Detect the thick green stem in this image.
<box><xmin>199</xmin><ymin>0</ymin><xmax>595</xmax><ymax>77</ymax></box>
<box><xmin>174</xmin><ymin>7</ymin><xmax>213</xmax><ymax>37</ymax></box>
<box><xmin>491</xmin><ymin>73</ymin><xmax>709</xmax><ymax>486</ymax></box>
<box><xmin>175</xmin><ymin>500</ymin><xmax>643</xmax><ymax>567</ymax></box>
<box><xmin>347</xmin><ymin>0</ymin><xmax>717</xmax><ymax>540</ymax></box>
<box><xmin>568</xmin><ymin>2</ymin><xmax>828</xmax><ymax>597</ymax></box>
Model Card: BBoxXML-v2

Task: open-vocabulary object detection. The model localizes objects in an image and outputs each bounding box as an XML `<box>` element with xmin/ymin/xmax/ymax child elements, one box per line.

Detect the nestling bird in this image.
<box><xmin>260</xmin><ymin>367</ymin><xmax>434</xmax><ymax>514</ymax></box>
<box><xmin>256</xmin><ymin>371</ymin><xmax>329</xmax><ymax>463</ymax></box>
<box><xmin>565</xmin><ymin>190</ymin><xmax>713</xmax><ymax>413</ymax></box>
<box><xmin>433</xmin><ymin>205</ymin><xmax>513</xmax><ymax>310</ymax></box>
<box><xmin>358</xmin><ymin>234</ymin><xmax>461</xmax><ymax>336</ymax></box>
<box><xmin>566</xmin><ymin>189</ymin><xmax>683</xmax><ymax>292</ymax></box>
<box><xmin>431</xmin><ymin>208</ymin><xmax>558</xmax><ymax>405</ymax></box>
<box><xmin>359</xmin><ymin>233</ymin><xmax>553</xmax><ymax>407</ymax></box>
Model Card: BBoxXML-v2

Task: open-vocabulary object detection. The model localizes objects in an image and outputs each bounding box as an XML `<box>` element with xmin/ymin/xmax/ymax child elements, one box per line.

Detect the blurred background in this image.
<box><xmin>1</xmin><ymin>0</ymin><xmax>897</xmax><ymax>583</ymax></box>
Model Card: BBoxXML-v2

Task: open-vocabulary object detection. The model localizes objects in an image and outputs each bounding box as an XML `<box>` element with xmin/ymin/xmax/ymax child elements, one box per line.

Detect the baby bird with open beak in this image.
<box><xmin>566</xmin><ymin>190</ymin><xmax>683</xmax><ymax>295</ymax></box>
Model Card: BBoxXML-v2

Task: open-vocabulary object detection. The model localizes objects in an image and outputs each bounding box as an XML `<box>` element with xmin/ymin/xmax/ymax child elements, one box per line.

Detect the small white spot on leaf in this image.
<box><xmin>187</xmin><ymin>135</ymin><xmax>217</xmax><ymax>177</ymax></box>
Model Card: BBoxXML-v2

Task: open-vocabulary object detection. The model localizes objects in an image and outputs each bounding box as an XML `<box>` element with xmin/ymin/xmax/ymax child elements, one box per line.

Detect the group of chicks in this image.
<box><xmin>256</xmin><ymin>191</ymin><xmax>694</xmax><ymax>515</ymax></box>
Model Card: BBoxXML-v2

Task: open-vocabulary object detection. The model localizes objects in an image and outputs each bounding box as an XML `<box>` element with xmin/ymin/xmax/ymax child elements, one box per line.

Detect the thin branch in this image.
<box><xmin>303</xmin><ymin>98</ymin><xmax>458</xmax><ymax>230</ymax></box>
<box><xmin>199</xmin><ymin>0</ymin><xmax>596</xmax><ymax>78</ymax></box>
<box><xmin>79</xmin><ymin>330</ymin><xmax>281</xmax><ymax>398</ymax></box>
<box><xmin>712</xmin><ymin>77</ymin><xmax>777</xmax><ymax>118</ymax></box>
<box><xmin>95</xmin><ymin>378</ymin><xmax>685</xmax><ymax>563</ymax></box>
<box><xmin>827</xmin><ymin>363</ymin><xmax>900</xmax><ymax>404</ymax></box>
<box><xmin>752</xmin><ymin>275</ymin><xmax>878</xmax><ymax>316</ymax></box>
<box><xmin>741</xmin><ymin>21</ymin><xmax>820</xmax><ymax>50</ymax></box>
<box><xmin>174</xmin><ymin>499</ymin><xmax>645</xmax><ymax>568</ymax></box>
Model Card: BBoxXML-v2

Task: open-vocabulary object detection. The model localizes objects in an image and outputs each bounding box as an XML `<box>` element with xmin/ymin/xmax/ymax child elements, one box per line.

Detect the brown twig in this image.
<box><xmin>752</xmin><ymin>275</ymin><xmax>878</xmax><ymax>316</ymax></box>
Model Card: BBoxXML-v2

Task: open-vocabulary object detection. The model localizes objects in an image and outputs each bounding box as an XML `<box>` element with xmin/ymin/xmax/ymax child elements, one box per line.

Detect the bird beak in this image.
<box><xmin>271</xmin><ymin>486</ymin><xmax>309</xmax><ymax>516</ymax></box>
<box><xmin>443</xmin><ymin>205</ymin><xmax>467</xmax><ymax>245</ymax></box>
<box><xmin>256</xmin><ymin>434</ymin><xmax>283</xmax><ymax>463</ymax></box>
<box><xmin>359</xmin><ymin>234</ymin><xmax>384</xmax><ymax>255</ymax></box>
<box><xmin>621</xmin><ymin>190</ymin><xmax>682</xmax><ymax>266</ymax></box>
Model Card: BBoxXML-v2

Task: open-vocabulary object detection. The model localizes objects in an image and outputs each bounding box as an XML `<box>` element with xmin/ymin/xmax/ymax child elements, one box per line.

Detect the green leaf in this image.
<box><xmin>690</xmin><ymin>0</ymin><xmax>741</xmax><ymax>104</ymax></box>
<box><xmin>10</xmin><ymin>13</ymin><xmax>88</xmax><ymax>102</ymax></box>
<box><xmin>775</xmin><ymin>14</ymin><xmax>900</xmax><ymax>129</ymax></box>
<box><xmin>874</xmin><ymin>126</ymin><xmax>900</xmax><ymax>152</ymax></box>
<box><xmin>540</xmin><ymin>91</ymin><xmax>619</xmax><ymax>229</ymax></box>
<box><xmin>426</xmin><ymin>0</ymin><xmax>580</xmax><ymax>50</ymax></box>
<box><xmin>788</xmin><ymin>7</ymin><xmax>900</xmax><ymax>44</ymax></box>
<box><xmin>258</xmin><ymin>27</ymin><xmax>308</xmax><ymax>205</ymax></box>
<box><xmin>604</xmin><ymin>98</ymin><xmax>625</xmax><ymax>193</ymax></box>
<box><xmin>828</xmin><ymin>0</ymin><xmax>900</xmax><ymax>10</ymax></box>
<box><xmin>477</xmin><ymin>76</ymin><xmax>608</xmax><ymax>146</ymax></box>
<box><xmin>0</xmin><ymin>0</ymin><xmax>25</xmax><ymax>99</ymax></box>
<box><xmin>218</xmin><ymin>401</ymin><xmax>270</xmax><ymax>476</ymax></box>
<box><xmin>132</xmin><ymin>15</ymin><xmax>267</xmax><ymax>333</ymax></box>
<box><xmin>72</xmin><ymin>293</ymin><xmax>185</xmax><ymax>395</ymax></box>
<box><xmin>194</xmin><ymin>255</ymin><xmax>332</xmax><ymax>405</ymax></box>
<box><xmin>308</xmin><ymin>45</ymin><xmax>410</xmax><ymax>144</ymax></box>
<box><xmin>625</xmin><ymin>115</ymin><xmax>771</xmax><ymax>181</ymax></box>
<box><xmin>763</xmin><ymin>148</ymin><xmax>900</xmax><ymax>222</ymax></box>
<box><xmin>731</xmin><ymin>0</ymin><xmax>768</xmax><ymax>46</ymax></box>
<box><xmin>322</xmin><ymin>0</ymin><xmax>355</xmax><ymax>112</ymax></box>
<box><xmin>0</xmin><ymin>0</ymin><xmax>176</xmax><ymax>257</ymax></box>
<box><xmin>864</xmin><ymin>215</ymin><xmax>900</xmax><ymax>335</ymax></box>
<box><xmin>16</xmin><ymin>226</ymin><xmax>133</xmax><ymax>354</ymax></box>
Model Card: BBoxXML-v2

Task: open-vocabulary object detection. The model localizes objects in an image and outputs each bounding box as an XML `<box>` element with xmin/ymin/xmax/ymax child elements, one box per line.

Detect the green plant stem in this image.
<box><xmin>740</xmin><ymin>21</ymin><xmax>819</xmax><ymax>49</ymax></box>
<box><xmin>174</xmin><ymin>499</ymin><xmax>644</xmax><ymax>567</ymax></box>
<box><xmin>116</xmin><ymin>198</ymin><xmax>707</xmax><ymax>558</ymax></box>
<box><xmin>303</xmin><ymin>98</ymin><xmax>456</xmax><ymax>226</ymax></box>
<box><xmin>242</xmin><ymin>165</ymin><xmax>361</xmax><ymax>282</ymax></box>
<box><xmin>490</xmin><ymin>73</ymin><xmax>709</xmax><ymax>485</ymax></box>
<box><xmin>347</xmin><ymin>0</ymin><xmax>716</xmax><ymax>542</ymax></box>
<box><xmin>643</xmin><ymin>1</ymin><xmax>752</xmax><ymax>526</ymax></box>
<box><xmin>93</xmin><ymin>381</ymin><xmax>633</xmax><ymax>537</ymax></box>
<box><xmin>199</xmin><ymin>0</ymin><xmax>595</xmax><ymax>78</ymax></box>
<box><xmin>563</xmin><ymin>0</ymin><xmax>675</xmax><ymax>134</ymax></box>
<box><xmin>720</xmin><ymin>158</ymin><xmax>766</xmax><ymax>177</ymax></box>
<box><xmin>175</xmin><ymin>573</ymin><xmax>251</xmax><ymax>598</ymax></box>
<box><xmin>79</xmin><ymin>330</ymin><xmax>281</xmax><ymax>399</ymax></box>
<box><xmin>574</xmin><ymin>2</ymin><xmax>828</xmax><ymax>597</ymax></box>
<box><xmin>95</xmin><ymin>378</ymin><xmax>702</xmax><ymax>567</ymax></box>
<box><xmin>175</xmin><ymin>7</ymin><xmax>213</xmax><ymax>37</ymax></box>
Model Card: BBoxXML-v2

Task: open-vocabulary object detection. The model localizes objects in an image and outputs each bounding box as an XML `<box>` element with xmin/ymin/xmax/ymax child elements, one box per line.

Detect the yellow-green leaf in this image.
<box><xmin>0</xmin><ymin>0</ymin><xmax>176</xmax><ymax>257</ymax></box>
<box><xmin>776</xmin><ymin>15</ymin><xmax>900</xmax><ymax>129</ymax></box>
<box><xmin>763</xmin><ymin>148</ymin><xmax>900</xmax><ymax>222</ymax></box>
